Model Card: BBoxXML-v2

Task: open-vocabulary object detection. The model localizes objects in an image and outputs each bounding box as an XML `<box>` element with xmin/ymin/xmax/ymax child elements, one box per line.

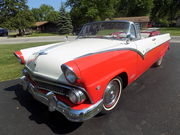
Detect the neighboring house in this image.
<box><xmin>34</xmin><ymin>21</ymin><xmax>58</xmax><ymax>33</ymax></box>
<box><xmin>106</xmin><ymin>16</ymin><xmax>150</xmax><ymax>28</ymax></box>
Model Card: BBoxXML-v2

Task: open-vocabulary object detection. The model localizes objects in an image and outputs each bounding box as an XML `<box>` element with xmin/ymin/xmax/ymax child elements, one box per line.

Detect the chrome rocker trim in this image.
<box><xmin>20</xmin><ymin>76</ymin><xmax>103</xmax><ymax>122</ymax></box>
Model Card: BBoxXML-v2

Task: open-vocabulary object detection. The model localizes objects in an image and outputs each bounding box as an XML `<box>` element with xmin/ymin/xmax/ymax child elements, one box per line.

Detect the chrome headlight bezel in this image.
<box><xmin>61</xmin><ymin>64</ymin><xmax>78</xmax><ymax>84</ymax></box>
<box><xmin>69</xmin><ymin>89</ymin><xmax>86</xmax><ymax>104</ymax></box>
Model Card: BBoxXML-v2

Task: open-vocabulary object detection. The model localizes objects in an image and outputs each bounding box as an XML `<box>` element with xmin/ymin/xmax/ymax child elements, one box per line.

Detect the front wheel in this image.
<box><xmin>101</xmin><ymin>77</ymin><xmax>123</xmax><ymax>114</ymax></box>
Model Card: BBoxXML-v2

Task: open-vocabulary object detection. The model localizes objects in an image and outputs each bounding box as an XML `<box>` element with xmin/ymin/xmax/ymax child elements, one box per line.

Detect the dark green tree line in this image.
<box><xmin>0</xmin><ymin>0</ymin><xmax>179</xmax><ymax>36</ymax></box>
<box><xmin>67</xmin><ymin>0</ymin><xmax>180</xmax><ymax>31</ymax></box>
<box><xmin>116</xmin><ymin>0</ymin><xmax>153</xmax><ymax>17</ymax></box>
<box><xmin>151</xmin><ymin>0</ymin><xmax>180</xmax><ymax>26</ymax></box>
<box><xmin>31</xmin><ymin>4</ymin><xmax>59</xmax><ymax>22</ymax></box>
<box><xmin>66</xmin><ymin>0</ymin><xmax>117</xmax><ymax>32</ymax></box>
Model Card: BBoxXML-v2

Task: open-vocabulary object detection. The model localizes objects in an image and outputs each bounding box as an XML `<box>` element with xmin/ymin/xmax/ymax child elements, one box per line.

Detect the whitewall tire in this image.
<box><xmin>101</xmin><ymin>77</ymin><xmax>122</xmax><ymax>113</ymax></box>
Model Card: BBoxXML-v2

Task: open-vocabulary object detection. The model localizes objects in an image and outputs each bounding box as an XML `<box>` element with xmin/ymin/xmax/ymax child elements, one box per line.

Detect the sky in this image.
<box><xmin>27</xmin><ymin>0</ymin><xmax>67</xmax><ymax>11</ymax></box>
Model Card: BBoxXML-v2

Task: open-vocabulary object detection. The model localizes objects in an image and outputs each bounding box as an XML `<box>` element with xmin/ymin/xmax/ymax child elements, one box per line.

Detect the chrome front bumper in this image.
<box><xmin>20</xmin><ymin>76</ymin><xmax>103</xmax><ymax>122</ymax></box>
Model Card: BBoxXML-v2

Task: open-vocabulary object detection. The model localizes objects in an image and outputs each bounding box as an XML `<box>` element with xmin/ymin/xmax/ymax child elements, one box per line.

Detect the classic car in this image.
<box><xmin>14</xmin><ymin>20</ymin><xmax>171</xmax><ymax>122</ymax></box>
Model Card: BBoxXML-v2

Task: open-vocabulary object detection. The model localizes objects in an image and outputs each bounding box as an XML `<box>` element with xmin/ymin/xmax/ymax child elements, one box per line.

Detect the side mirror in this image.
<box><xmin>126</xmin><ymin>34</ymin><xmax>135</xmax><ymax>41</ymax></box>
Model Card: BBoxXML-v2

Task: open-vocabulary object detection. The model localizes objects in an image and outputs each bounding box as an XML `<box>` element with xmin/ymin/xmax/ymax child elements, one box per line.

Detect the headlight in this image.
<box><xmin>61</xmin><ymin>64</ymin><xmax>78</xmax><ymax>84</ymax></box>
<box><xmin>69</xmin><ymin>89</ymin><xmax>86</xmax><ymax>104</ymax></box>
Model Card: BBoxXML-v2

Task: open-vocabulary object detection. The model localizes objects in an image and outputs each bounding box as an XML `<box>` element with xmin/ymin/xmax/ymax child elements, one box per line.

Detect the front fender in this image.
<box><xmin>73</xmin><ymin>50</ymin><xmax>138</xmax><ymax>103</ymax></box>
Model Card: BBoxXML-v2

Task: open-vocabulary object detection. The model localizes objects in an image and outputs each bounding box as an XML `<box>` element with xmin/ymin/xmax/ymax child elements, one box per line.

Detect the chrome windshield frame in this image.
<box><xmin>77</xmin><ymin>20</ymin><xmax>132</xmax><ymax>39</ymax></box>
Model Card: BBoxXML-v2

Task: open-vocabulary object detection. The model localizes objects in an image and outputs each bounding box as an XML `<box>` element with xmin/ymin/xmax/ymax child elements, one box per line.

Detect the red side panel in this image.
<box><xmin>137</xmin><ymin>41</ymin><xmax>170</xmax><ymax>77</ymax></box>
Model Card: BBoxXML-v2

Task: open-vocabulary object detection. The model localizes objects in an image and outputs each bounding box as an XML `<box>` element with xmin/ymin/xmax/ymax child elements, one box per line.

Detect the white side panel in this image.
<box><xmin>154</xmin><ymin>34</ymin><xmax>171</xmax><ymax>46</ymax></box>
<box><xmin>135</xmin><ymin>34</ymin><xmax>171</xmax><ymax>55</ymax></box>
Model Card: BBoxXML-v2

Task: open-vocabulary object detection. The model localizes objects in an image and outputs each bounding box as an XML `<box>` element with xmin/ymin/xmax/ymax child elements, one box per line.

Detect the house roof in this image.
<box><xmin>107</xmin><ymin>16</ymin><xmax>150</xmax><ymax>23</ymax></box>
<box><xmin>34</xmin><ymin>21</ymin><xmax>49</xmax><ymax>27</ymax></box>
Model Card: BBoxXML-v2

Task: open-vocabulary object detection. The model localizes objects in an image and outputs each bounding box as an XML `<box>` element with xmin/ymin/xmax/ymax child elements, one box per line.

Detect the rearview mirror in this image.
<box><xmin>126</xmin><ymin>34</ymin><xmax>135</xmax><ymax>41</ymax></box>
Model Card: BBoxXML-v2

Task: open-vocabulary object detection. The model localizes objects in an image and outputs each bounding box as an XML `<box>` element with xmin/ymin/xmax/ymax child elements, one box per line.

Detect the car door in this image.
<box><xmin>134</xmin><ymin>36</ymin><xmax>157</xmax><ymax>76</ymax></box>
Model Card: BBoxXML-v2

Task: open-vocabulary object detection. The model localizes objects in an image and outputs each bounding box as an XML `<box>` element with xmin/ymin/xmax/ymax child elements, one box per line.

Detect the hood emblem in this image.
<box><xmin>36</xmin><ymin>51</ymin><xmax>48</xmax><ymax>58</ymax></box>
<box><xmin>34</xmin><ymin>51</ymin><xmax>48</xmax><ymax>61</ymax></box>
<box><xmin>38</xmin><ymin>51</ymin><xmax>48</xmax><ymax>56</ymax></box>
<box><xmin>27</xmin><ymin>51</ymin><xmax>48</xmax><ymax>71</ymax></box>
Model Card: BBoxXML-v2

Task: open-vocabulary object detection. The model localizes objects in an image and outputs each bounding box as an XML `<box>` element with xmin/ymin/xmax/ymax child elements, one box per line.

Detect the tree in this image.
<box><xmin>151</xmin><ymin>0</ymin><xmax>180</xmax><ymax>26</ymax></box>
<box><xmin>46</xmin><ymin>11</ymin><xmax>59</xmax><ymax>23</ymax></box>
<box><xmin>11</xmin><ymin>10</ymin><xmax>35</xmax><ymax>35</ymax></box>
<box><xmin>116</xmin><ymin>0</ymin><xmax>153</xmax><ymax>17</ymax></box>
<box><xmin>66</xmin><ymin>0</ymin><xmax>116</xmax><ymax>32</ymax></box>
<box><xmin>57</xmin><ymin>5</ymin><xmax>73</xmax><ymax>34</ymax></box>
<box><xmin>31</xmin><ymin>4</ymin><xmax>59</xmax><ymax>22</ymax></box>
<box><xmin>0</xmin><ymin>0</ymin><xmax>35</xmax><ymax>35</ymax></box>
<box><xmin>0</xmin><ymin>0</ymin><xmax>28</xmax><ymax>25</ymax></box>
<box><xmin>31</xmin><ymin>8</ymin><xmax>42</xmax><ymax>21</ymax></box>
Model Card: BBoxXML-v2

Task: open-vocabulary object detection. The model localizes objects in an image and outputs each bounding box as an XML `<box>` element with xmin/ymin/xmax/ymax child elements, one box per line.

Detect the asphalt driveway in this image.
<box><xmin>0</xmin><ymin>43</ymin><xmax>180</xmax><ymax>135</ymax></box>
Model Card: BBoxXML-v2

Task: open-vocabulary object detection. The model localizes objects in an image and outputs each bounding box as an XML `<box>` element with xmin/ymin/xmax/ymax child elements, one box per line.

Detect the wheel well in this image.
<box><xmin>118</xmin><ymin>72</ymin><xmax>128</xmax><ymax>89</ymax></box>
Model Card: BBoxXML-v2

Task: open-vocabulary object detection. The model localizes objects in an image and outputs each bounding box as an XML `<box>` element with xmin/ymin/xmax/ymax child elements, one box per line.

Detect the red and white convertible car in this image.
<box><xmin>14</xmin><ymin>21</ymin><xmax>170</xmax><ymax>122</ymax></box>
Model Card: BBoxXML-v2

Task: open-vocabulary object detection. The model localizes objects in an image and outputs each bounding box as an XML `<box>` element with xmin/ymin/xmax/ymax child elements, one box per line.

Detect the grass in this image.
<box><xmin>27</xmin><ymin>32</ymin><xmax>59</xmax><ymax>37</ymax></box>
<box><xmin>7</xmin><ymin>32</ymin><xmax>59</xmax><ymax>38</ymax></box>
<box><xmin>96</xmin><ymin>29</ymin><xmax>121</xmax><ymax>35</ymax></box>
<box><xmin>159</xmin><ymin>27</ymin><xmax>180</xmax><ymax>36</ymax></box>
<box><xmin>0</xmin><ymin>42</ymin><xmax>57</xmax><ymax>82</ymax></box>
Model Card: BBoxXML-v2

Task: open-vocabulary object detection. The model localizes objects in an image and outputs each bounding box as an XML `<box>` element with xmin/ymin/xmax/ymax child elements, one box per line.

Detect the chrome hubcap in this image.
<box><xmin>103</xmin><ymin>78</ymin><xmax>121</xmax><ymax>110</ymax></box>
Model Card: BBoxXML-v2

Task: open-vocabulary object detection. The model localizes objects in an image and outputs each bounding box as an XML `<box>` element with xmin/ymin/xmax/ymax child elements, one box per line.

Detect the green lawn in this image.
<box><xmin>8</xmin><ymin>32</ymin><xmax>59</xmax><ymax>37</ymax></box>
<box><xmin>159</xmin><ymin>27</ymin><xmax>180</xmax><ymax>36</ymax></box>
<box><xmin>96</xmin><ymin>29</ymin><xmax>121</xmax><ymax>35</ymax></box>
<box><xmin>27</xmin><ymin>32</ymin><xmax>59</xmax><ymax>37</ymax></box>
<box><xmin>0</xmin><ymin>42</ymin><xmax>57</xmax><ymax>82</ymax></box>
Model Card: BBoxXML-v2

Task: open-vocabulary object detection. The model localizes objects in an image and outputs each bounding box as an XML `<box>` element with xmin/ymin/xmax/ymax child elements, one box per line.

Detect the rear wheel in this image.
<box><xmin>154</xmin><ymin>57</ymin><xmax>163</xmax><ymax>67</ymax></box>
<box><xmin>101</xmin><ymin>77</ymin><xmax>122</xmax><ymax>114</ymax></box>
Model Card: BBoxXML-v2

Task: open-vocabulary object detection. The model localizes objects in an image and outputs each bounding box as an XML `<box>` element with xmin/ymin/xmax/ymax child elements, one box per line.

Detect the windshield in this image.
<box><xmin>78</xmin><ymin>21</ymin><xmax>130</xmax><ymax>40</ymax></box>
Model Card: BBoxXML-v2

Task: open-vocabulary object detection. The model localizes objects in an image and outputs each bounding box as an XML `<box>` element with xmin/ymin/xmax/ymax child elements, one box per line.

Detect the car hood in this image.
<box><xmin>26</xmin><ymin>38</ymin><xmax>124</xmax><ymax>84</ymax></box>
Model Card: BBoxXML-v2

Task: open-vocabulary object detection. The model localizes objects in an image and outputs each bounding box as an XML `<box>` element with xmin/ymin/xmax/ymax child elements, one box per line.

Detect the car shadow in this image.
<box><xmin>4</xmin><ymin>84</ymin><xmax>82</xmax><ymax>134</ymax></box>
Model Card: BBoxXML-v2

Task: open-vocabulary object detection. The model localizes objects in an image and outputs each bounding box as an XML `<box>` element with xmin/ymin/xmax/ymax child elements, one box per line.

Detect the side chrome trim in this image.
<box><xmin>76</xmin><ymin>48</ymin><xmax>144</xmax><ymax>60</ymax></box>
<box><xmin>75</xmin><ymin>40</ymin><xmax>170</xmax><ymax>60</ymax></box>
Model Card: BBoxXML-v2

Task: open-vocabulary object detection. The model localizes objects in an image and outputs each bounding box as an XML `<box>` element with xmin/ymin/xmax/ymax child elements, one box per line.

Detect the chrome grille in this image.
<box><xmin>34</xmin><ymin>80</ymin><xmax>71</xmax><ymax>96</ymax></box>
